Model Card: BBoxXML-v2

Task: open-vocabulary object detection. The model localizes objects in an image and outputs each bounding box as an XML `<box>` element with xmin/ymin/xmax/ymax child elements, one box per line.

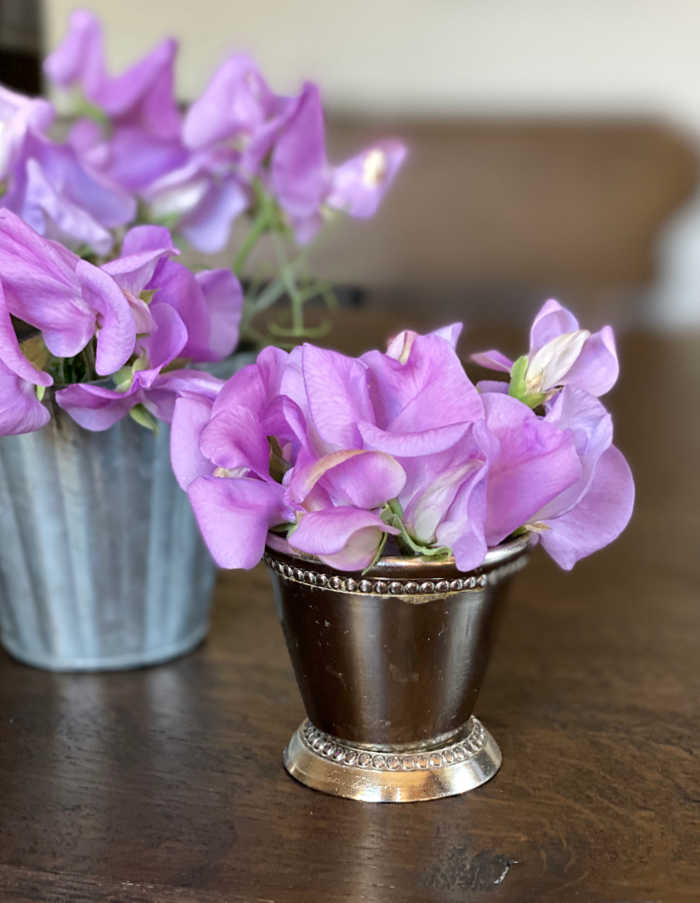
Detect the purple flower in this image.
<box><xmin>269</xmin><ymin>83</ymin><xmax>407</xmax><ymax>243</ymax></box>
<box><xmin>55</xmin><ymin>302</ymin><xmax>221</xmax><ymax>430</ymax></box>
<box><xmin>116</xmin><ymin>225</ymin><xmax>243</xmax><ymax>362</ymax></box>
<box><xmin>171</xmin><ymin>319</ymin><xmax>633</xmax><ymax>573</ymax></box>
<box><xmin>141</xmin><ymin>53</ymin><xmax>291</xmax><ymax>253</ymax></box>
<box><xmin>536</xmin><ymin>387</ymin><xmax>634</xmax><ymax>568</ymax></box>
<box><xmin>182</xmin><ymin>54</ymin><xmax>288</xmax><ymax>160</ymax></box>
<box><xmin>0</xmin><ymin>209</ymin><xmax>137</xmax><ymax>376</ymax></box>
<box><xmin>398</xmin><ymin>427</ymin><xmax>490</xmax><ymax>571</ymax></box>
<box><xmin>0</xmin><ymin>215</ymin><xmax>242</xmax><ymax>435</ymax></box>
<box><xmin>481</xmin><ymin>393</ymin><xmax>583</xmax><ymax>546</ymax></box>
<box><xmin>45</xmin><ymin>10</ymin><xmax>186</xmax><ymax>196</ymax></box>
<box><xmin>285</xmin><ymin>448</ymin><xmax>404</xmax><ymax>569</ymax></box>
<box><xmin>144</xmin><ymin>154</ymin><xmax>249</xmax><ymax>254</ymax></box>
<box><xmin>44</xmin><ymin>9</ymin><xmax>181</xmax><ymax>137</ymax></box>
<box><xmin>171</xmin><ymin>354</ymin><xmax>294</xmax><ymax>568</ymax></box>
<box><xmin>289</xmin><ymin>507</ymin><xmax>399</xmax><ymax>571</ymax></box>
<box><xmin>0</xmin><ymin>360</ymin><xmax>51</xmax><ymax>436</ymax></box>
<box><xmin>359</xmin><ymin>325</ymin><xmax>482</xmax><ymax>454</ymax></box>
<box><xmin>0</xmin><ymin>85</ymin><xmax>53</xmax><ymax>179</ymax></box>
<box><xmin>481</xmin><ymin>388</ymin><xmax>634</xmax><ymax>568</ymax></box>
<box><xmin>472</xmin><ymin>299</ymin><xmax>619</xmax><ymax>403</ymax></box>
<box><xmin>0</xmin><ymin>85</ymin><xmax>135</xmax><ymax>255</ymax></box>
<box><xmin>358</xmin><ymin>326</ymin><xmax>490</xmax><ymax>569</ymax></box>
<box><xmin>54</xmin><ymin>224</ymin><xmax>242</xmax><ymax>430</ymax></box>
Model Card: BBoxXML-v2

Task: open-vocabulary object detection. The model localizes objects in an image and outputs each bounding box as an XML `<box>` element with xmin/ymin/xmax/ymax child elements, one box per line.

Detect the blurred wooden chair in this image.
<box><xmin>311</xmin><ymin>116</ymin><xmax>698</xmax><ymax>325</ymax></box>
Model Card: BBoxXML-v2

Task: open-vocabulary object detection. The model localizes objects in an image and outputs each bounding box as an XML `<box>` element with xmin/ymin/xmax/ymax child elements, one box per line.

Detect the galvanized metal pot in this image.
<box><xmin>265</xmin><ymin>536</ymin><xmax>530</xmax><ymax>802</ymax></box>
<box><xmin>0</xmin><ymin>408</ymin><xmax>216</xmax><ymax>671</ymax></box>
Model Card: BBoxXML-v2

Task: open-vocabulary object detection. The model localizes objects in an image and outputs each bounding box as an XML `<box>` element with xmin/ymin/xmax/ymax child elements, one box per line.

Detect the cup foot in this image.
<box><xmin>283</xmin><ymin>716</ymin><xmax>501</xmax><ymax>802</ymax></box>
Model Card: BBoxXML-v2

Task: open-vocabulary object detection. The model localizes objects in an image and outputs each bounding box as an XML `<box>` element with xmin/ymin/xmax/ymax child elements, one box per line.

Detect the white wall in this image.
<box><xmin>41</xmin><ymin>0</ymin><xmax>700</xmax><ymax>123</ymax></box>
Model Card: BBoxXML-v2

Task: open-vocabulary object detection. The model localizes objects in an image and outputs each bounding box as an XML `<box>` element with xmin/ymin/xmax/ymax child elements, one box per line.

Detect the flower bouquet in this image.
<box><xmin>43</xmin><ymin>10</ymin><xmax>406</xmax><ymax>349</ymax></box>
<box><xmin>0</xmin><ymin>11</ymin><xmax>404</xmax><ymax>670</ymax></box>
<box><xmin>170</xmin><ymin>302</ymin><xmax>634</xmax><ymax>801</ymax></box>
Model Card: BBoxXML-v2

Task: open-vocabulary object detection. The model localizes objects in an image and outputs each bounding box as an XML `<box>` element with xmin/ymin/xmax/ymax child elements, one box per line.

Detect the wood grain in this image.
<box><xmin>0</xmin><ymin>313</ymin><xmax>698</xmax><ymax>902</ymax></box>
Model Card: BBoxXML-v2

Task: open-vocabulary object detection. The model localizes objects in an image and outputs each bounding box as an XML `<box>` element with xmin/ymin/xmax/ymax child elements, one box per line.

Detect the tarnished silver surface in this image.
<box><xmin>284</xmin><ymin>716</ymin><xmax>502</xmax><ymax>803</ymax></box>
<box><xmin>0</xmin><ymin>410</ymin><xmax>216</xmax><ymax>671</ymax></box>
<box><xmin>266</xmin><ymin>536</ymin><xmax>530</xmax><ymax>801</ymax></box>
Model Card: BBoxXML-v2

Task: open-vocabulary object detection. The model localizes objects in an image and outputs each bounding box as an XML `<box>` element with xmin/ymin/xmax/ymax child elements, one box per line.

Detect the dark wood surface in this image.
<box><xmin>0</xmin><ymin>311</ymin><xmax>698</xmax><ymax>902</ymax></box>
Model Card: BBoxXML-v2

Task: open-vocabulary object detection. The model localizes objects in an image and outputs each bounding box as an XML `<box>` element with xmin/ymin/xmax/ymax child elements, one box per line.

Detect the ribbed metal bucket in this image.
<box><xmin>0</xmin><ymin>409</ymin><xmax>216</xmax><ymax>671</ymax></box>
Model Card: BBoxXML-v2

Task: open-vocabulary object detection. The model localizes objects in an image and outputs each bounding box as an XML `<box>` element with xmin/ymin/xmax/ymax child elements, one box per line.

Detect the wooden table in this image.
<box><xmin>0</xmin><ymin>315</ymin><xmax>698</xmax><ymax>902</ymax></box>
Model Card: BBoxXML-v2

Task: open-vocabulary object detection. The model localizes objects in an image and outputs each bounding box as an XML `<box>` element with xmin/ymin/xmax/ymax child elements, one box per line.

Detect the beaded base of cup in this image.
<box><xmin>283</xmin><ymin>716</ymin><xmax>501</xmax><ymax>803</ymax></box>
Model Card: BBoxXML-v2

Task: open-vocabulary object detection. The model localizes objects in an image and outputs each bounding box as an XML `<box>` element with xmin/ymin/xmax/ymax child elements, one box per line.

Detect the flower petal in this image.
<box><xmin>289</xmin><ymin>507</ymin><xmax>398</xmax><ymax>571</ymax></box>
<box><xmin>170</xmin><ymin>394</ymin><xmax>215</xmax><ymax>490</ymax></box>
<box><xmin>180</xmin><ymin>175</ymin><xmax>250</xmax><ymax>254</ymax></box>
<box><xmin>362</xmin><ymin>331</ymin><xmax>483</xmax><ymax>434</ymax></box>
<box><xmin>0</xmin><ymin>283</ymin><xmax>52</xmax><ymax>387</ymax></box>
<box><xmin>193</xmin><ymin>268</ymin><xmax>242</xmax><ymax>361</ymax></box>
<box><xmin>291</xmin><ymin>449</ymin><xmax>406</xmax><ymax>509</ymax></box>
<box><xmin>540</xmin><ymin>444</ymin><xmax>634</xmax><ymax>569</ymax></box>
<box><xmin>212</xmin><ymin>345</ymin><xmax>287</xmax><ymax>417</ymax></box>
<box><xmin>564</xmin><ymin>325</ymin><xmax>619</xmax><ymax>396</ymax></box>
<box><xmin>269</xmin><ymin>83</ymin><xmax>328</xmax><ymax>222</ymax></box>
<box><xmin>537</xmin><ymin>387</ymin><xmax>613</xmax><ymax>519</ymax></box>
<box><xmin>199</xmin><ymin>405</ymin><xmax>270</xmax><ymax>477</ymax></box>
<box><xmin>301</xmin><ymin>343</ymin><xmax>374</xmax><ymax>451</ymax></box>
<box><xmin>470</xmin><ymin>349</ymin><xmax>513</xmax><ymax>373</ymax></box>
<box><xmin>75</xmin><ymin>259</ymin><xmax>136</xmax><ymax>375</ymax></box>
<box><xmin>102</xmin><ymin>224</ymin><xmax>176</xmax><ymax>295</ymax></box>
<box><xmin>358</xmin><ymin>420</ymin><xmax>469</xmax><ymax>457</ymax></box>
<box><xmin>55</xmin><ymin>382</ymin><xmax>139</xmax><ymax>431</ymax></box>
<box><xmin>182</xmin><ymin>53</ymin><xmax>273</xmax><ymax>149</ymax></box>
<box><xmin>188</xmin><ymin>475</ymin><xmax>287</xmax><ymax>569</ymax></box>
<box><xmin>529</xmin><ymin>298</ymin><xmax>579</xmax><ymax>351</ymax></box>
<box><xmin>326</xmin><ymin>139</ymin><xmax>406</xmax><ymax>218</ymax></box>
<box><xmin>0</xmin><ymin>362</ymin><xmax>50</xmax><ymax>435</ymax></box>
<box><xmin>482</xmin><ymin>393</ymin><xmax>582</xmax><ymax>546</ymax></box>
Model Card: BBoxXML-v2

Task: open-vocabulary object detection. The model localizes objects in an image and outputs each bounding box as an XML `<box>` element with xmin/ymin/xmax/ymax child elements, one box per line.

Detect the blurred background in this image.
<box><xmin>2</xmin><ymin>0</ymin><xmax>700</xmax><ymax>329</ymax></box>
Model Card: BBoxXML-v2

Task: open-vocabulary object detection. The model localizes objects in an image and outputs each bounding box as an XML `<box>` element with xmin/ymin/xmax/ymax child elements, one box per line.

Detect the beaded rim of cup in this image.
<box><xmin>299</xmin><ymin>717</ymin><xmax>487</xmax><ymax>771</ymax></box>
<box><xmin>263</xmin><ymin>539</ymin><xmax>529</xmax><ymax>596</ymax></box>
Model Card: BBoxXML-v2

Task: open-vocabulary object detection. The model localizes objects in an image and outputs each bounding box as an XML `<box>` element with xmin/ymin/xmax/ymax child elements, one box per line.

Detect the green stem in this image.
<box><xmin>385</xmin><ymin>499</ymin><xmax>450</xmax><ymax>560</ymax></box>
<box><xmin>272</xmin><ymin>232</ymin><xmax>308</xmax><ymax>335</ymax></box>
<box><xmin>234</xmin><ymin>205</ymin><xmax>272</xmax><ymax>276</ymax></box>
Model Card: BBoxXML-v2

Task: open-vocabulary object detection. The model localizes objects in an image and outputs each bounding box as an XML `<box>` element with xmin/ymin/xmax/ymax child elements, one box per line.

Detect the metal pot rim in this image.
<box><xmin>266</xmin><ymin>533</ymin><xmax>532</xmax><ymax>578</ymax></box>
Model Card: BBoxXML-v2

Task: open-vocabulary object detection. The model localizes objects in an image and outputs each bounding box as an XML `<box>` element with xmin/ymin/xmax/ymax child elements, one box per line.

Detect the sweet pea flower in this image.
<box><xmin>55</xmin><ymin>302</ymin><xmax>222</xmax><ymax>430</ymax></box>
<box><xmin>0</xmin><ymin>359</ymin><xmax>51</xmax><ymax>436</ymax></box>
<box><xmin>45</xmin><ymin>10</ymin><xmax>186</xmax><ymax>196</ymax></box>
<box><xmin>116</xmin><ymin>225</ymin><xmax>243</xmax><ymax>362</ymax></box>
<box><xmin>0</xmin><ymin>209</ymin><xmax>138</xmax><ymax>379</ymax></box>
<box><xmin>141</xmin><ymin>53</ymin><xmax>292</xmax><ymax>253</ymax></box>
<box><xmin>171</xmin><ymin>350</ymin><xmax>294</xmax><ymax>568</ymax></box>
<box><xmin>172</xmin><ymin>346</ymin><xmax>402</xmax><ymax>570</ymax></box>
<box><xmin>269</xmin><ymin>83</ymin><xmax>407</xmax><ymax>243</ymax></box>
<box><xmin>397</xmin><ymin>428</ymin><xmax>490</xmax><ymax>571</ymax></box>
<box><xmin>285</xmin><ymin>447</ymin><xmax>405</xmax><ymax>569</ymax></box>
<box><xmin>54</xmin><ymin>224</ymin><xmax>242</xmax><ymax>430</ymax></box>
<box><xmin>171</xmin><ymin>318</ymin><xmax>632</xmax><ymax>574</ymax></box>
<box><xmin>0</xmin><ymin>215</ymin><xmax>242</xmax><ymax>435</ymax></box>
<box><xmin>481</xmin><ymin>388</ymin><xmax>634</xmax><ymax>568</ymax></box>
<box><xmin>472</xmin><ymin>299</ymin><xmax>619</xmax><ymax>405</ymax></box>
<box><xmin>3</xmin><ymin>132</ymin><xmax>137</xmax><ymax>255</ymax></box>
<box><xmin>143</xmin><ymin>150</ymin><xmax>250</xmax><ymax>254</ymax></box>
<box><xmin>44</xmin><ymin>9</ymin><xmax>181</xmax><ymax>138</ymax></box>
<box><xmin>536</xmin><ymin>387</ymin><xmax>634</xmax><ymax>568</ymax></box>
<box><xmin>358</xmin><ymin>325</ymin><xmax>490</xmax><ymax>570</ymax></box>
<box><xmin>481</xmin><ymin>393</ymin><xmax>583</xmax><ymax>547</ymax></box>
<box><xmin>0</xmin><ymin>85</ymin><xmax>53</xmax><ymax>180</ymax></box>
<box><xmin>0</xmin><ymin>84</ymin><xmax>136</xmax><ymax>255</ymax></box>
